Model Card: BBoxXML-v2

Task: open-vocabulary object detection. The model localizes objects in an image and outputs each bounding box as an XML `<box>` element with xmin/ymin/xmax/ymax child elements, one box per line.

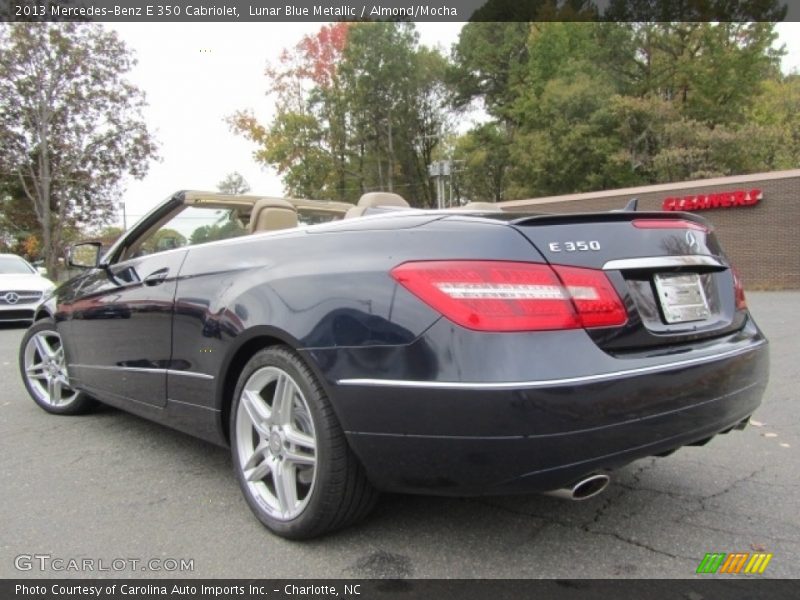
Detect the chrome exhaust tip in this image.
<box><xmin>544</xmin><ymin>473</ymin><xmax>611</xmax><ymax>501</ymax></box>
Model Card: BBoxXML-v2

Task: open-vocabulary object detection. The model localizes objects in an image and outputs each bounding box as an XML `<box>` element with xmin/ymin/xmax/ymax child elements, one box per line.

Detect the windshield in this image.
<box><xmin>0</xmin><ymin>256</ymin><xmax>35</xmax><ymax>275</ymax></box>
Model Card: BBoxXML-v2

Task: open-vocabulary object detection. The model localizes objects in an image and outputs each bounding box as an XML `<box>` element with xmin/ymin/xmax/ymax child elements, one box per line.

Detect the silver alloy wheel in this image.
<box><xmin>23</xmin><ymin>330</ymin><xmax>78</xmax><ymax>407</ymax></box>
<box><xmin>235</xmin><ymin>365</ymin><xmax>318</xmax><ymax>521</ymax></box>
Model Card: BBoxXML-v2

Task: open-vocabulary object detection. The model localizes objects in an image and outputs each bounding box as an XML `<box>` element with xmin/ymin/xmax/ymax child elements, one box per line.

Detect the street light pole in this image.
<box><xmin>428</xmin><ymin>160</ymin><xmax>452</xmax><ymax>209</ymax></box>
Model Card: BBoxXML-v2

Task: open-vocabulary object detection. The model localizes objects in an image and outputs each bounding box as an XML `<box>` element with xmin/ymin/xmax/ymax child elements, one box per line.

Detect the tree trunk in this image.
<box><xmin>41</xmin><ymin>201</ymin><xmax>55</xmax><ymax>277</ymax></box>
<box><xmin>38</xmin><ymin>96</ymin><xmax>59</xmax><ymax>279</ymax></box>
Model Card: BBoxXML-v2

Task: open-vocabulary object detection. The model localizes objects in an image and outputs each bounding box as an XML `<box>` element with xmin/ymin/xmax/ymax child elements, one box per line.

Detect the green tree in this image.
<box><xmin>189</xmin><ymin>220</ymin><xmax>245</xmax><ymax>245</ymax></box>
<box><xmin>340</xmin><ymin>23</ymin><xmax>448</xmax><ymax>206</ymax></box>
<box><xmin>510</xmin><ymin>70</ymin><xmax>621</xmax><ymax>196</ymax></box>
<box><xmin>89</xmin><ymin>225</ymin><xmax>125</xmax><ymax>252</ymax></box>
<box><xmin>140</xmin><ymin>228</ymin><xmax>186</xmax><ymax>254</ymax></box>
<box><xmin>208</xmin><ymin>173</ymin><xmax>249</xmax><ymax>241</ymax></box>
<box><xmin>604</xmin><ymin>94</ymin><xmax>677</xmax><ymax>185</ymax></box>
<box><xmin>452</xmin><ymin>123</ymin><xmax>511</xmax><ymax>202</ymax></box>
<box><xmin>611</xmin><ymin>23</ymin><xmax>783</xmax><ymax>125</ymax></box>
<box><xmin>217</xmin><ymin>172</ymin><xmax>251</xmax><ymax>195</ymax></box>
<box><xmin>449</xmin><ymin>22</ymin><xmax>531</xmax><ymax>122</ymax></box>
<box><xmin>604</xmin><ymin>0</ymin><xmax>786</xmax><ymax>23</ymax></box>
<box><xmin>648</xmin><ymin>118</ymin><xmax>783</xmax><ymax>182</ymax></box>
<box><xmin>230</xmin><ymin>23</ymin><xmax>450</xmax><ymax>206</ymax></box>
<box><xmin>230</xmin><ymin>23</ymin><xmax>350</xmax><ymax>201</ymax></box>
<box><xmin>0</xmin><ymin>177</ymin><xmax>39</xmax><ymax>252</ymax></box>
<box><xmin>0</xmin><ymin>23</ymin><xmax>159</xmax><ymax>277</ymax></box>
<box><xmin>749</xmin><ymin>74</ymin><xmax>800</xmax><ymax>169</ymax></box>
<box><xmin>450</xmin><ymin>20</ymin><xmax>790</xmax><ymax>199</ymax></box>
<box><xmin>449</xmin><ymin>2</ymin><xmax>598</xmax><ymax>120</ymax></box>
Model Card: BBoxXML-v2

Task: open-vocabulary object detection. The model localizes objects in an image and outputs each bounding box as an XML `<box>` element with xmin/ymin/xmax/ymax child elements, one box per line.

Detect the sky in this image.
<box><xmin>108</xmin><ymin>22</ymin><xmax>465</xmax><ymax>225</ymax></box>
<box><xmin>108</xmin><ymin>22</ymin><xmax>800</xmax><ymax>227</ymax></box>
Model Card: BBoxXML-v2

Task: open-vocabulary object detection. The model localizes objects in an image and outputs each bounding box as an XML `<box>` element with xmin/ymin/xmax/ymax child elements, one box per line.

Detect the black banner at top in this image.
<box><xmin>0</xmin><ymin>0</ymin><xmax>797</xmax><ymax>22</ymax></box>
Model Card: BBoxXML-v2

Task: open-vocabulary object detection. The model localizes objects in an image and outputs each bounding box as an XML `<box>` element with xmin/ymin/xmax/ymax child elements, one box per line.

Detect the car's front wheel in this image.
<box><xmin>230</xmin><ymin>345</ymin><xmax>377</xmax><ymax>539</ymax></box>
<box><xmin>19</xmin><ymin>319</ymin><xmax>96</xmax><ymax>415</ymax></box>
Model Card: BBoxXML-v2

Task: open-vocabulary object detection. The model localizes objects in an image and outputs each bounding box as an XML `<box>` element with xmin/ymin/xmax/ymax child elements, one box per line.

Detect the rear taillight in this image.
<box><xmin>390</xmin><ymin>260</ymin><xmax>627</xmax><ymax>332</ymax></box>
<box><xmin>632</xmin><ymin>219</ymin><xmax>709</xmax><ymax>232</ymax></box>
<box><xmin>550</xmin><ymin>265</ymin><xmax>629</xmax><ymax>328</ymax></box>
<box><xmin>732</xmin><ymin>266</ymin><xmax>747</xmax><ymax>311</ymax></box>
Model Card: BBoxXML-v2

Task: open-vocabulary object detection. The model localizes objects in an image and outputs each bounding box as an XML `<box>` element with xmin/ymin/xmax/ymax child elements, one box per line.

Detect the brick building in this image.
<box><xmin>499</xmin><ymin>169</ymin><xmax>800</xmax><ymax>289</ymax></box>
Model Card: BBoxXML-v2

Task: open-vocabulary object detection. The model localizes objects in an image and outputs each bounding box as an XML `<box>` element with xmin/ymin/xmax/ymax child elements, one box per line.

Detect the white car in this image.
<box><xmin>0</xmin><ymin>254</ymin><xmax>56</xmax><ymax>323</ymax></box>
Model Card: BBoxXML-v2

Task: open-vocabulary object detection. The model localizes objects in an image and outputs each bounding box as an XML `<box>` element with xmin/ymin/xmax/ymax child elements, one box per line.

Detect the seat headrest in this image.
<box><xmin>344</xmin><ymin>205</ymin><xmax>368</xmax><ymax>219</ymax></box>
<box><xmin>248</xmin><ymin>197</ymin><xmax>298</xmax><ymax>233</ymax></box>
<box><xmin>343</xmin><ymin>191</ymin><xmax>410</xmax><ymax>219</ymax></box>
<box><xmin>461</xmin><ymin>202</ymin><xmax>502</xmax><ymax>211</ymax></box>
<box><xmin>357</xmin><ymin>192</ymin><xmax>409</xmax><ymax>208</ymax></box>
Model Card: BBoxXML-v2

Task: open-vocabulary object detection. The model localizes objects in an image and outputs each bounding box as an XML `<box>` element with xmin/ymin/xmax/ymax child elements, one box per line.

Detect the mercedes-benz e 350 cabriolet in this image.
<box><xmin>19</xmin><ymin>190</ymin><xmax>769</xmax><ymax>539</ymax></box>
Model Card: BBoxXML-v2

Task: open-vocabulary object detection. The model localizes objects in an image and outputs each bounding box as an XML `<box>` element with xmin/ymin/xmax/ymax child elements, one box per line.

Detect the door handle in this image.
<box><xmin>143</xmin><ymin>268</ymin><xmax>169</xmax><ymax>286</ymax></box>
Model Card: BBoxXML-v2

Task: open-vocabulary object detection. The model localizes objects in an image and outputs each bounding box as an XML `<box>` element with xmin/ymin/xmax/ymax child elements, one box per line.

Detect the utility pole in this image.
<box><xmin>450</xmin><ymin>159</ymin><xmax>465</xmax><ymax>207</ymax></box>
<box><xmin>428</xmin><ymin>160</ymin><xmax>451</xmax><ymax>209</ymax></box>
<box><xmin>119</xmin><ymin>201</ymin><xmax>127</xmax><ymax>231</ymax></box>
<box><xmin>387</xmin><ymin>110</ymin><xmax>394</xmax><ymax>193</ymax></box>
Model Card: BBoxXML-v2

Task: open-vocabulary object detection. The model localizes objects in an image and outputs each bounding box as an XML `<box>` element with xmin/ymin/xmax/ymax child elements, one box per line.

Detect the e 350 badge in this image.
<box><xmin>548</xmin><ymin>240</ymin><xmax>601</xmax><ymax>252</ymax></box>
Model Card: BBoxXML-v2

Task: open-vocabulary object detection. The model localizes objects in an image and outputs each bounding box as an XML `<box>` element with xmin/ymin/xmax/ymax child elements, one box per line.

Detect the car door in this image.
<box><xmin>61</xmin><ymin>200</ymin><xmax>248</xmax><ymax>408</ymax></box>
<box><xmin>65</xmin><ymin>248</ymin><xmax>187</xmax><ymax>408</ymax></box>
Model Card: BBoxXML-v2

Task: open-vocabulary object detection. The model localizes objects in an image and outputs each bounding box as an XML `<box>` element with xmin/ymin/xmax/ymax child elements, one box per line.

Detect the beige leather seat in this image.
<box><xmin>248</xmin><ymin>197</ymin><xmax>298</xmax><ymax>233</ymax></box>
<box><xmin>344</xmin><ymin>192</ymin><xmax>410</xmax><ymax>219</ymax></box>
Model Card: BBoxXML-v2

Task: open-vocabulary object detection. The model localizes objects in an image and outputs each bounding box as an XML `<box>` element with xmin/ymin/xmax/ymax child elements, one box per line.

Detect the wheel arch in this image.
<box><xmin>214</xmin><ymin>325</ymin><xmax>334</xmax><ymax>446</ymax></box>
<box><xmin>33</xmin><ymin>307</ymin><xmax>53</xmax><ymax>322</ymax></box>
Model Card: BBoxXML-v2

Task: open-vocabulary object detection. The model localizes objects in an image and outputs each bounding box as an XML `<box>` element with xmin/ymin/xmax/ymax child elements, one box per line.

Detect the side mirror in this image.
<box><xmin>68</xmin><ymin>241</ymin><xmax>103</xmax><ymax>269</ymax></box>
<box><xmin>36</xmin><ymin>266</ymin><xmax>48</xmax><ymax>276</ymax></box>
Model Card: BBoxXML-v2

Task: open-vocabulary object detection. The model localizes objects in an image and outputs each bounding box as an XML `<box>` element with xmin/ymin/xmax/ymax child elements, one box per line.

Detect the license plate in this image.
<box><xmin>653</xmin><ymin>273</ymin><xmax>710</xmax><ymax>324</ymax></box>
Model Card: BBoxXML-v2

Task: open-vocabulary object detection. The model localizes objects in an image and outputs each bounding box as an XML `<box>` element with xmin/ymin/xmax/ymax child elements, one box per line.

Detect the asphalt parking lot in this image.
<box><xmin>0</xmin><ymin>291</ymin><xmax>797</xmax><ymax>579</ymax></box>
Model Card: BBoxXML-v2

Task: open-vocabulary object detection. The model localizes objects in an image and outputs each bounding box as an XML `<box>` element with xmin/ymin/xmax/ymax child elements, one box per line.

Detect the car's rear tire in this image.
<box><xmin>230</xmin><ymin>345</ymin><xmax>378</xmax><ymax>539</ymax></box>
<box><xmin>19</xmin><ymin>319</ymin><xmax>97</xmax><ymax>415</ymax></box>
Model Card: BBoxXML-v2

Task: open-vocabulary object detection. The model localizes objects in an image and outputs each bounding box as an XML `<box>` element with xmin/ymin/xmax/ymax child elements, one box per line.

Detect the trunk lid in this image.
<box><xmin>510</xmin><ymin>211</ymin><xmax>746</xmax><ymax>353</ymax></box>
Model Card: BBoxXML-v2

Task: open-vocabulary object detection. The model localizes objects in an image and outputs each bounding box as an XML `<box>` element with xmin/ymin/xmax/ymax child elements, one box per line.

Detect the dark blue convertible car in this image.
<box><xmin>19</xmin><ymin>190</ymin><xmax>769</xmax><ymax>538</ymax></box>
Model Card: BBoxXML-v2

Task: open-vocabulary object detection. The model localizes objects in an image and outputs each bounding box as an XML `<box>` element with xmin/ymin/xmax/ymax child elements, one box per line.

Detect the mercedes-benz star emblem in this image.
<box><xmin>685</xmin><ymin>231</ymin><xmax>698</xmax><ymax>250</ymax></box>
<box><xmin>3</xmin><ymin>292</ymin><xmax>19</xmax><ymax>305</ymax></box>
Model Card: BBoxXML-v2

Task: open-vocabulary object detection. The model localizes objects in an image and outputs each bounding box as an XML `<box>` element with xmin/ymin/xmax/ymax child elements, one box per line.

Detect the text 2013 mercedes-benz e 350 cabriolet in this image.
<box><xmin>19</xmin><ymin>190</ymin><xmax>769</xmax><ymax>539</ymax></box>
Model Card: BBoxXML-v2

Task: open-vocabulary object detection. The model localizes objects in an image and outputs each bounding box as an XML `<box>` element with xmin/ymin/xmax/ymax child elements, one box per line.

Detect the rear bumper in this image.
<box><xmin>316</xmin><ymin>321</ymin><xmax>769</xmax><ymax>495</ymax></box>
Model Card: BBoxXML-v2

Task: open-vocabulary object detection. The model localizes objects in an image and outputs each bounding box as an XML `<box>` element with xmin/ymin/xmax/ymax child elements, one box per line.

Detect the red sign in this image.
<box><xmin>662</xmin><ymin>189</ymin><xmax>762</xmax><ymax>211</ymax></box>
